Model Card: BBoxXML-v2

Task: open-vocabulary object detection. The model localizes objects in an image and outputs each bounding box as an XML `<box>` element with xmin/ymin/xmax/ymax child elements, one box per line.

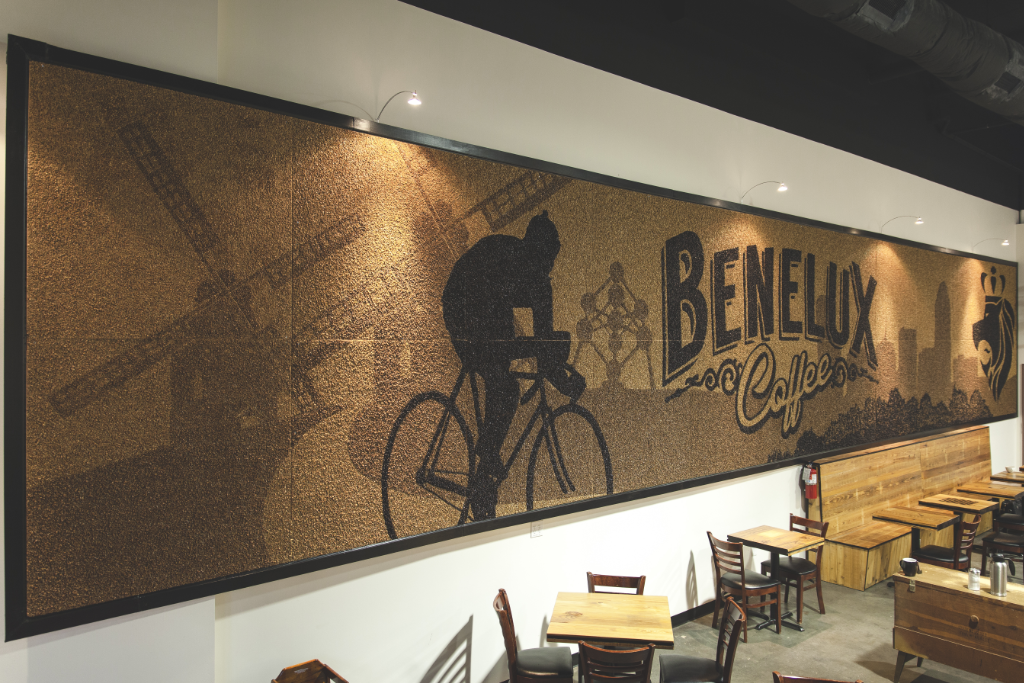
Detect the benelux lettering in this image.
<box><xmin>663</xmin><ymin>232</ymin><xmax>875</xmax><ymax>382</ymax></box>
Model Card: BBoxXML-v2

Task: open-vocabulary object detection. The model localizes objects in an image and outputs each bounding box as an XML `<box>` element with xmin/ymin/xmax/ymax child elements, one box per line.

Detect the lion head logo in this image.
<box><xmin>972</xmin><ymin>267</ymin><xmax>1015</xmax><ymax>400</ymax></box>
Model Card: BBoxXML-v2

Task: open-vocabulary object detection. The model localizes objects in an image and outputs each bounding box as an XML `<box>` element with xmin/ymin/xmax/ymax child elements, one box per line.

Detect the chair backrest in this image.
<box><xmin>790</xmin><ymin>514</ymin><xmax>830</xmax><ymax>566</ymax></box>
<box><xmin>995</xmin><ymin>515</ymin><xmax>1024</xmax><ymax>534</ymax></box>
<box><xmin>587</xmin><ymin>572</ymin><xmax>646</xmax><ymax>595</ymax></box>
<box><xmin>773</xmin><ymin>674</ymin><xmax>864</xmax><ymax>683</ymax></box>
<box><xmin>715</xmin><ymin>597</ymin><xmax>746</xmax><ymax>681</ymax></box>
<box><xmin>493</xmin><ymin>589</ymin><xmax>520</xmax><ymax>679</ymax></box>
<box><xmin>272</xmin><ymin>660</ymin><xmax>349</xmax><ymax>683</ymax></box>
<box><xmin>956</xmin><ymin>515</ymin><xmax>982</xmax><ymax>569</ymax></box>
<box><xmin>578</xmin><ymin>641</ymin><xmax>655</xmax><ymax>683</ymax></box>
<box><xmin>708</xmin><ymin>531</ymin><xmax>745</xmax><ymax>586</ymax></box>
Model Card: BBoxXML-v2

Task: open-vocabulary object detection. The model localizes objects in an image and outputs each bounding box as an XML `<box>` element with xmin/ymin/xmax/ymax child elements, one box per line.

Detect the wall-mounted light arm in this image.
<box><xmin>739</xmin><ymin>180</ymin><xmax>787</xmax><ymax>203</ymax></box>
<box><xmin>879</xmin><ymin>215</ymin><xmax>923</xmax><ymax>233</ymax></box>
<box><xmin>971</xmin><ymin>237</ymin><xmax>1010</xmax><ymax>252</ymax></box>
<box><xmin>375</xmin><ymin>90</ymin><xmax>421</xmax><ymax>122</ymax></box>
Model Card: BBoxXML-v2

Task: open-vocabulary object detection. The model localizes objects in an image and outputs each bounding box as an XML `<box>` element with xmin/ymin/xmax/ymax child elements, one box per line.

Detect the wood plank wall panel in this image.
<box><xmin>816</xmin><ymin>447</ymin><xmax>922</xmax><ymax>534</ymax></box>
<box><xmin>815</xmin><ymin>427</ymin><xmax>990</xmax><ymax>534</ymax></box>
<box><xmin>919</xmin><ymin>429</ymin><xmax>991</xmax><ymax>498</ymax></box>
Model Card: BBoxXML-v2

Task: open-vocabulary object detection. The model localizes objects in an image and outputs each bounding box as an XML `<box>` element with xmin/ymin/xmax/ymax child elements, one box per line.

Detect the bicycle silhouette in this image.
<box><xmin>381</xmin><ymin>361</ymin><xmax>613</xmax><ymax>540</ymax></box>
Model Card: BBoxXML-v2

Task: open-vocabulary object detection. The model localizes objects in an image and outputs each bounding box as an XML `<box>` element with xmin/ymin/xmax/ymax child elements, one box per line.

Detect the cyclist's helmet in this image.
<box><xmin>524</xmin><ymin>210</ymin><xmax>560</xmax><ymax>254</ymax></box>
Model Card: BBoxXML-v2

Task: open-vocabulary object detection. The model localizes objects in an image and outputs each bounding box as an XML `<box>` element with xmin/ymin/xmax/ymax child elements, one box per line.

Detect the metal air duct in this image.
<box><xmin>786</xmin><ymin>0</ymin><xmax>1024</xmax><ymax>125</ymax></box>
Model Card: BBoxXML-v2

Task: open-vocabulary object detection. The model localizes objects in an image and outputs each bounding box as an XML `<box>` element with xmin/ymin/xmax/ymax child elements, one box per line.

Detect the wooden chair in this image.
<box><xmin>912</xmin><ymin>515</ymin><xmax>981</xmax><ymax>571</ymax></box>
<box><xmin>759</xmin><ymin>514</ymin><xmax>829</xmax><ymax>624</ymax></box>
<box><xmin>587</xmin><ymin>572</ymin><xmax>646</xmax><ymax>595</ymax></box>
<box><xmin>978</xmin><ymin>515</ymin><xmax>1024</xmax><ymax>579</ymax></box>
<box><xmin>995</xmin><ymin>497</ymin><xmax>1024</xmax><ymax>524</ymax></box>
<box><xmin>272</xmin><ymin>660</ymin><xmax>348</xmax><ymax>683</ymax></box>
<box><xmin>708</xmin><ymin>531</ymin><xmax>781</xmax><ymax>641</ymax></box>
<box><xmin>659</xmin><ymin>597</ymin><xmax>745</xmax><ymax>683</ymax></box>
<box><xmin>772</xmin><ymin>674</ymin><xmax>863</xmax><ymax>683</ymax></box>
<box><xmin>493</xmin><ymin>588</ymin><xmax>573</xmax><ymax>683</ymax></box>
<box><xmin>578</xmin><ymin>641</ymin><xmax>655</xmax><ymax>683</ymax></box>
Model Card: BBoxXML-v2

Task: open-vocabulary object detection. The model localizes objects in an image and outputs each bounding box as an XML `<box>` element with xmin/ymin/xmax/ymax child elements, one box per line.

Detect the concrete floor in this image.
<box><xmin>647</xmin><ymin>578</ymin><xmax>1001</xmax><ymax>683</ymax></box>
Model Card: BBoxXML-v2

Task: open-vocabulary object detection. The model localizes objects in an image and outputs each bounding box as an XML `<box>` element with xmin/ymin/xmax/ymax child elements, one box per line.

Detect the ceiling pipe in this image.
<box><xmin>785</xmin><ymin>0</ymin><xmax>1024</xmax><ymax>126</ymax></box>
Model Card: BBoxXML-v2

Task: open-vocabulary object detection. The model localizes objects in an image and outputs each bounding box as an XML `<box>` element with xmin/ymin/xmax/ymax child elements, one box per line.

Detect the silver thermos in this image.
<box><xmin>990</xmin><ymin>553</ymin><xmax>1008</xmax><ymax>597</ymax></box>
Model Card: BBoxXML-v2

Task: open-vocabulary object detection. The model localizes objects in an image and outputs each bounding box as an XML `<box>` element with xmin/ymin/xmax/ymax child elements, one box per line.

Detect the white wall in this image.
<box><xmin>2</xmin><ymin>2</ymin><xmax>1020</xmax><ymax>682</ymax></box>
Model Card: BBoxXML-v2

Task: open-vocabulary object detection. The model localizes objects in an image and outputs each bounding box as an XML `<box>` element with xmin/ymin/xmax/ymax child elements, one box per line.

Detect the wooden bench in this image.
<box><xmin>821</xmin><ymin>521</ymin><xmax>913</xmax><ymax>591</ymax></box>
<box><xmin>812</xmin><ymin>425</ymin><xmax>994</xmax><ymax>590</ymax></box>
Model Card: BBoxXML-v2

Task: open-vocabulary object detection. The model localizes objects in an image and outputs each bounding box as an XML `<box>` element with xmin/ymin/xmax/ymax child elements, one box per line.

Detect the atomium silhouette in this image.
<box><xmin>572</xmin><ymin>261</ymin><xmax>653</xmax><ymax>389</ymax></box>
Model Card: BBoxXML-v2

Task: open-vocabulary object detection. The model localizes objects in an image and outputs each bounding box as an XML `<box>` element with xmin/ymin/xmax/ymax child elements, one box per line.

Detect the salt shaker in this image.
<box><xmin>968</xmin><ymin>568</ymin><xmax>981</xmax><ymax>591</ymax></box>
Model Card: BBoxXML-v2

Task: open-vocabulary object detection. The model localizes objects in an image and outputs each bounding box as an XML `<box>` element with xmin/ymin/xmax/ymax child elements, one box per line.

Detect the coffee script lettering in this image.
<box><xmin>737</xmin><ymin>344</ymin><xmax>835</xmax><ymax>438</ymax></box>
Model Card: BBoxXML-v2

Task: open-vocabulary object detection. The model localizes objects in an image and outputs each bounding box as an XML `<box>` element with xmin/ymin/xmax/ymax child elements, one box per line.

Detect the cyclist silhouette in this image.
<box><xmin>442</xmin><ymin>210</ymin><xmax>583</xmax><ymax>520</ymax></box>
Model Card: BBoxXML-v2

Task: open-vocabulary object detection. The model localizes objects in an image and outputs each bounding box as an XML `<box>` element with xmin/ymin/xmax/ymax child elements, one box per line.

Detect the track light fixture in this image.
<box><xmin>739</xmin><ymin>181</ymin><xmax>788</xmax><ymax>203</ymax></box>
<box><xmin>314</xmin><ymin>90</ymin><xmax>423</xmax><ymax>124</ymax></box>
<box><xmin>971</xmin><ymin>237</ymin><xmax>1011</xmax><ymax>251</ymax></box>
<box><xmin>375</xmin><ymin>90</ymin><xmax>421</xmax><ymax>122</ymax></box>
<box><xmin>879</xmin><ymin>215</ymin><xmax>923</xmax><ymax>233</ymax></box>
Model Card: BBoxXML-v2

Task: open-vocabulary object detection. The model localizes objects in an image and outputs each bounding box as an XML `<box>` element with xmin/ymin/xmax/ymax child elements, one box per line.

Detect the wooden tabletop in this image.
<box><xmin>957</xmin><ymin>482</ymin><xmax>1024</xmax><ymax>500</ymax></box>
<box><xmin>546</xmin><ymin>592</ymin><xmax>674</xmax><ymax>649</ymax></box>
<box><xmin>727</xmin><ymin>525</ymin><xmax>825</xmax><ymax>556</ymax></box>
<box><xmin>829</xmin><ymin>521</ymin><xmax>911</xmax><ymax>549</ymax></box>
<box><xmin>990</xmin><ymin>471</ymin><xmax>1024</xmax><ymax>485</ymax></box>
<box><xmin>918</xmin><ymin>494</ymin><xmax>998</xmax><ymax>514</ymax></box>
<box><xmin>872</xmin><ymin>506</ymin><xmax>958</xmax><ymax>530</ymax></box>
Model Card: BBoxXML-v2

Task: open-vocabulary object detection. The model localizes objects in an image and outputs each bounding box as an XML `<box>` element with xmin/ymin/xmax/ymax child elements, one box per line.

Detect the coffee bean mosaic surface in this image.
<box><xmin>20</xmin><ymin>62</ymin><xmax>1017</xmax><ymax>616</ymax></box>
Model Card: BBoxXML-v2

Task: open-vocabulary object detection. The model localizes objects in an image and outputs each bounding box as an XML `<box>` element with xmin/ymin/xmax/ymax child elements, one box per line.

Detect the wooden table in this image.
<box><xmin>989</xmin><ymin>471</ymin><xmax>1024</xmax><ymax>485</ymax></box>
<box><xmin>727</xmin><ymin>525</ymin><xmax>825</xmax><ymax>632</ymax></box>
<box><xmin>872</xmin><ymin>506</ymin><xmax>958</xmax><ymax>552</ymax></box>
<box><xmin>957</xmin><ymin>482</ymin><xmax>1024</xmax><ymax>500</ymax></box>
<box><xmin>893</xmin><ymin>565</ymin><xmax>1024</xmax><ymax>683</ymax></box>
<box><xmin>918</xmin><ymin>493</ymin><xmax>998</xmax><ymax>516</ymax></box>
<box><xmin>546</xmin><ymin>592</ymin><xmax>674</xmax><ymax>649</ymax></box>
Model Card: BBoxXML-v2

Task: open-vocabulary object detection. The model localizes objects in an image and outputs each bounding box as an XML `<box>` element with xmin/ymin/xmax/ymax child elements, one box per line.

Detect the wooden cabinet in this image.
<box><xmin>893</xmin><ymin>566</ymin><xmax>1024</xmax><ymax>683</ymax></box>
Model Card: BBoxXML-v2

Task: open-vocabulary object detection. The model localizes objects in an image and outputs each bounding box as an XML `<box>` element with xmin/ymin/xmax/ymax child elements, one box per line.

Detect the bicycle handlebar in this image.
<box><xmin>515</xmin><ymin>363</ymin><xmax>586</xmax><ymax>405</ymax></box>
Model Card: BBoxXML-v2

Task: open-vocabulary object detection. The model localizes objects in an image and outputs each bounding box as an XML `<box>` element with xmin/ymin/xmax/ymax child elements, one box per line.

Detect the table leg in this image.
<box><xmin>894</xmin><ymin>650</ymin><xmax>911</xmax><ymax>683</ymax></box>
<box><xmin>753</xmin><ymin>552</ymin><xmax>803</xmax><ymax>632</ymax></box>
<box><xmin>910</xmin><ymin>527</ymin><xmax>920</xmax><ymax>553</ymax></box>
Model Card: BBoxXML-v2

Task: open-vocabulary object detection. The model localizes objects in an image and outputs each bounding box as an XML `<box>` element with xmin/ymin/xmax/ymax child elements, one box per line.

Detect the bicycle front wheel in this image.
<box><xmin>526</xmin><ymin>403</ymin><xmax>613</xmax><ymax>511</ymax></box>
<box><xmin>381</xmin><ymin>392</ymin><xmax>475</xmax><ymax>540</ymax></box>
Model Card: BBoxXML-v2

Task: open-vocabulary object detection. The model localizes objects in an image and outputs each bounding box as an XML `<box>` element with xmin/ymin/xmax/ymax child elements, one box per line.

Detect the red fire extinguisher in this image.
<box><xmin>802</xmin><ymin>464</ymin><xmax>819</xmax><ymax>500</ymax></box>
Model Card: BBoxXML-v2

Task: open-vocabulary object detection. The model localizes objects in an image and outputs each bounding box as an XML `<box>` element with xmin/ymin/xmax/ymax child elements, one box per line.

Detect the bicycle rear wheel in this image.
<box><xmin>381</xmin><ymin>392</ymin><xmax>475</xmax><ymax>540</ymax></box>
<box><xmin>526</xmin><ymin>403</ymin><xmax>613</xmax><ymax>511</ymax></box>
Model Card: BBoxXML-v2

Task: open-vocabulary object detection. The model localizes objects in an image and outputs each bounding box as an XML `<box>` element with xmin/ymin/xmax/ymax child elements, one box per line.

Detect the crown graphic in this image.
<box><xmin>981</xmin><ymin>267</ymin><xmax>1006</xmax><ymax>298</ymax></box>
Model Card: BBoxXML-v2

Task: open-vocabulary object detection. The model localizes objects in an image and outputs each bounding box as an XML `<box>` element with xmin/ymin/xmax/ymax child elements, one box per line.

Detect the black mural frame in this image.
<box><xmin>4</xmin><ymin>35</ymin><xmax>1018</xmax><ymax>640</ymax></box>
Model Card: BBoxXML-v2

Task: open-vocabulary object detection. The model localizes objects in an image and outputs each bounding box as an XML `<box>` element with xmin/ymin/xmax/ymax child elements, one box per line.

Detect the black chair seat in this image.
<box><xmin>997</xmin><ymin>513</ymin><xmax>1024</xmax><ymax>525</ymax></box>
<box><xmin>915</xmin><ymin>545</ymin><xmax>968</xmax><ymax>564</ymax></box>
<box><xmin>986</xmin><ymin>533</ymin><xmax>1024</xmax><ymax>547</ymax></box>
<box><xmin>760</xmin><ymin>556</ymin><xmax>816</xmax><ymax>576</ymax></box>
<box><xmin>721</xmin><ymin>570</ymin><xmax>780</xmax><ymax>590</ymax></box>
<box><xmin>516</xmin><ymin>647</ymin><xmax>573</xmax><ymax>678</ymax></box>
<box><xmin>659</xmin><ymin>654</ymin><xmax>720</xmax><ymax>683</ymax></box>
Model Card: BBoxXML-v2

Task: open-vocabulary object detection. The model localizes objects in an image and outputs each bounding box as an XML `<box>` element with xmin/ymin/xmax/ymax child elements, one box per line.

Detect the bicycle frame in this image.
<box><xmin>417</xmin><ymin>368</ymin><xmax>571</xmax><ymax>501</ymax></box>
<box><xmin>383</xmin><ymin>363</ymin><xmax>612</xmax><ymax>539</ymax></box>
